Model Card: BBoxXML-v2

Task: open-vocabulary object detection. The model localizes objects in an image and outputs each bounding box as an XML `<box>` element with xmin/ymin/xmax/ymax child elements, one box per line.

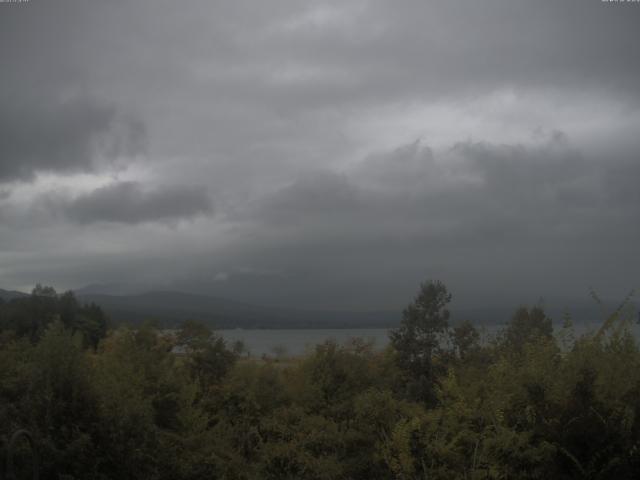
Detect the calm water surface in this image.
<box><xmin>218</xmin><ymin>322</ymin><xmax>640</xmax><ymax>357</ymax></box>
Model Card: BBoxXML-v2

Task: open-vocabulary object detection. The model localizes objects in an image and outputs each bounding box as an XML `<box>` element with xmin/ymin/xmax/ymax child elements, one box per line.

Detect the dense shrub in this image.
<box><xmin>1</xmin><ymin>283</ymin><xmax>639</xmax><ymax>479</ymax></box>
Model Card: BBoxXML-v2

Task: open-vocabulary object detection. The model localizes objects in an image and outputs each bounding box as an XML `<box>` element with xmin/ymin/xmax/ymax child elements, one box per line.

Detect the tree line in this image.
<box><xmin>1</xmin><ymin>281</ymin><xmax>639</xmax><ymax>479</ymax></box>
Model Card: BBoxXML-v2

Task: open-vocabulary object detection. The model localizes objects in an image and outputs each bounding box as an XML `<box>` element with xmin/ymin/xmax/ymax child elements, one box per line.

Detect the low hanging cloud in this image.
<box><xmin>0</xmin><ymin>97</ymin><xmax>146</xmax><ymax>183</ymax></box>
<box><xmin>62</xmin><ymin>181</ymin><xmax>213</xmax><ymax>224</ymax></box>
<box><xmin>247</xmin><ymin>133</ymin><xmax>594</xmax><ymax>233</ymax></box>
<box><xmin>1</xmin><ymin>1</ymin><xmax>639</xmax><ymax>307</ymax></box>
<box><xmin>202</xmin><ymin>133</ymin><xmax>639</xmax><ymax>307</ymax></box>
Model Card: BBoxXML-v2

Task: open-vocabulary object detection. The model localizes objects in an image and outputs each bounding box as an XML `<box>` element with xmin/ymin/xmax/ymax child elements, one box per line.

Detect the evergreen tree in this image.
<box><xmin>389</xmin><ymin>280</ymin><xmax>451</xmax><ymax>405</ymax></box>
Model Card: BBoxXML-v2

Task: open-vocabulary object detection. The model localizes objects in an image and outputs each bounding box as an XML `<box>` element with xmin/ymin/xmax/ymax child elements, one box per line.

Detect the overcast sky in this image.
<box><xmin>1</xmin><ymin>0</ymin><xmax>639</xmax><ymax>310</ymax></box>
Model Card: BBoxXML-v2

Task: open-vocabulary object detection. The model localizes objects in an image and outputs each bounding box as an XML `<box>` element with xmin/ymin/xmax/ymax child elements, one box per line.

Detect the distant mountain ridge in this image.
<box><xmin>77</xmin><ymin>289</ymin><xmax>629</xmax><ymax>329</ymax></box>
<box><xmin>73</xmin><ymin>283</ymin><xmax>158</xmax><ymax>296</ymax></box>
<box><xmin>2</xmin><ymin>285</ymin><xmax>633</xmax><ymax>329</ymax></box>
<box><xmin>76</xmin><ymin>290</ymin><xmax>399</xmax><ymax>329</ymax></box>
<box><xmin>0</xmin><ymin>288</ymin><xmax>28</xmax><ymax>301</ymax></box>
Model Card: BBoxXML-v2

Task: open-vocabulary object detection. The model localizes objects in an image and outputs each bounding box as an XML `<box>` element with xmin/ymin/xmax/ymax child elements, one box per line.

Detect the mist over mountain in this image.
<box><xmin>2</xmin><ymin>282</ymin><xmax>632</xmax><ymax>329</ymax></box>
<box><xmin>71</xmin><ymin>285</ymin><xmax>630</xmax><ymax>329</ymax></box>
<box><xmin>3</xmin><ymin>2</ymin><xmax>640</xmax><ymax>478</ymax></box>
<box><xmin>2</xmin><ymin>1</ymin><xmax>639</xmax><ymax>309</ymax></box>
<box><xmin>0</xmin><ymin>288</ymin><xmax>28</xmax><ymax>302</ymax></box>
<box><xmin>75</xmin><ymin>289</ymin><xmax>397</xmax><ymax>329</ymax></box>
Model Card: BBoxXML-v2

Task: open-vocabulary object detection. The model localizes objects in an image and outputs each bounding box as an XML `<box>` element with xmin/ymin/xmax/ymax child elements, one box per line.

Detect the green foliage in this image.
<box><xmin>1</xmin><ymin>281</ymin><xmax>640</xmax><ymax>479</ymax></box>
<box><xmin>176</xmin><ymin>319</ymin><xmax>238</xmax><ymax>388</ymax></box>
<box><xmin>389</xmin><ymin>280</ymin><xmax>452</xmax><ymax>404</ymax></box>
<box><xmin>0</xmin><ymin>285</ymin><xmax>108</xmax><ymax>347</ymax></box>
<box><xmin>451</xmin><ymin>319</ymin><xmax>481</xmax><ymax>360</ymax></box>
<box><xmin>501</xmin><ymin>306</ymin><xmax>553</xmax><ymax>353</ymax></box>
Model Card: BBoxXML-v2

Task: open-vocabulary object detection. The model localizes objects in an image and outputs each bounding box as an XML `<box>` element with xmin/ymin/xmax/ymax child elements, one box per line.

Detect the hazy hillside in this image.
<box><xmin>0</xmin><ymin>288</ymin><xmax>28</xmax><ymax>302</ymax></box>
<box><xmin>76</xmin><ymin>289</ymin><xmax>627</xmax><ymax>329</ymax></box>
<box><xmin>2</xmin><ymin>285</ymin><xmax>630</xmax><ymax>329</ymax></box>
<box><xmin>77</xmin><ymin>290</ymin><xmax>399</xmax><ymax>328</ymax></box>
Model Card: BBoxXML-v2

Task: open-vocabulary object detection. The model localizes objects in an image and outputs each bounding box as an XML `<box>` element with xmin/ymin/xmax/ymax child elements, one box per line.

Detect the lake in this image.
<box><xmin>218</xmin><ymin>321</ymin><xmax>640</xmax><ymax>357</ymax></box>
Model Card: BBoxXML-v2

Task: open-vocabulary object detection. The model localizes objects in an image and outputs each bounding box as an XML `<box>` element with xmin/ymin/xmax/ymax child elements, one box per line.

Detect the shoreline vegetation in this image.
<box><xmin>1</xmin><ymin>281</ymin><xmax>640</xmax><ymax>479</ymax></box>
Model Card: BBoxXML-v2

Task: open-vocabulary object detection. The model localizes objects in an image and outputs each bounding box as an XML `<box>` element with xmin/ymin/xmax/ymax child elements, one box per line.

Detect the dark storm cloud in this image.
<box><xmin>0</xmin><ymin>97</ymin><xmax>146</xmax><ymax>182</ymax></box>
<box><xmin>359</xmin><ymin>0</ymin><xmax>640</xmax><ymax>100</ymax></box>
<box><xmin>201</xmin><ymin>133</ymin><xmax>639</xmax><ymax>308</ymax></box>
<box><xmin>246</xmin><ymin>134</ymin><xmax>592</xmax><ymax>236</ymax></box>
<box><xmin>62</xmin><ymin>182</ymin><xmax>213</xmax><ymax>224</ymax></box>
<box><xmin>0</xmin><ymin>2</ymin><xmax>146</xmax><ymax>183</ymax></box>
<box><xmin>1</xmin><ymin>0</ymin><xmax>639</xmax><ymax>308</ymax></box>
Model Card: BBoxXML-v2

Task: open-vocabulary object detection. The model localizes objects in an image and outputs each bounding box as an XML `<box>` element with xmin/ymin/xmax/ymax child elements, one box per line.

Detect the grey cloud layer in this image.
<box><xmin>184</xmin><ymin>134</ymin><xmax>639</xmax><ymax>308</ymax></box>
<box><xmin>1</xmin><ymin>0</ymin><xmax>639</xmax><ymax>308</ymax></box>
<box><xmin>61</xmin><ymin>182</ymin><xmax>213</xmax><ymax>224</ymax></box>
<box><xmin>0</xmin><ymin>97</ymin><xmax>146</xmax><ymax>182</ymax></box>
